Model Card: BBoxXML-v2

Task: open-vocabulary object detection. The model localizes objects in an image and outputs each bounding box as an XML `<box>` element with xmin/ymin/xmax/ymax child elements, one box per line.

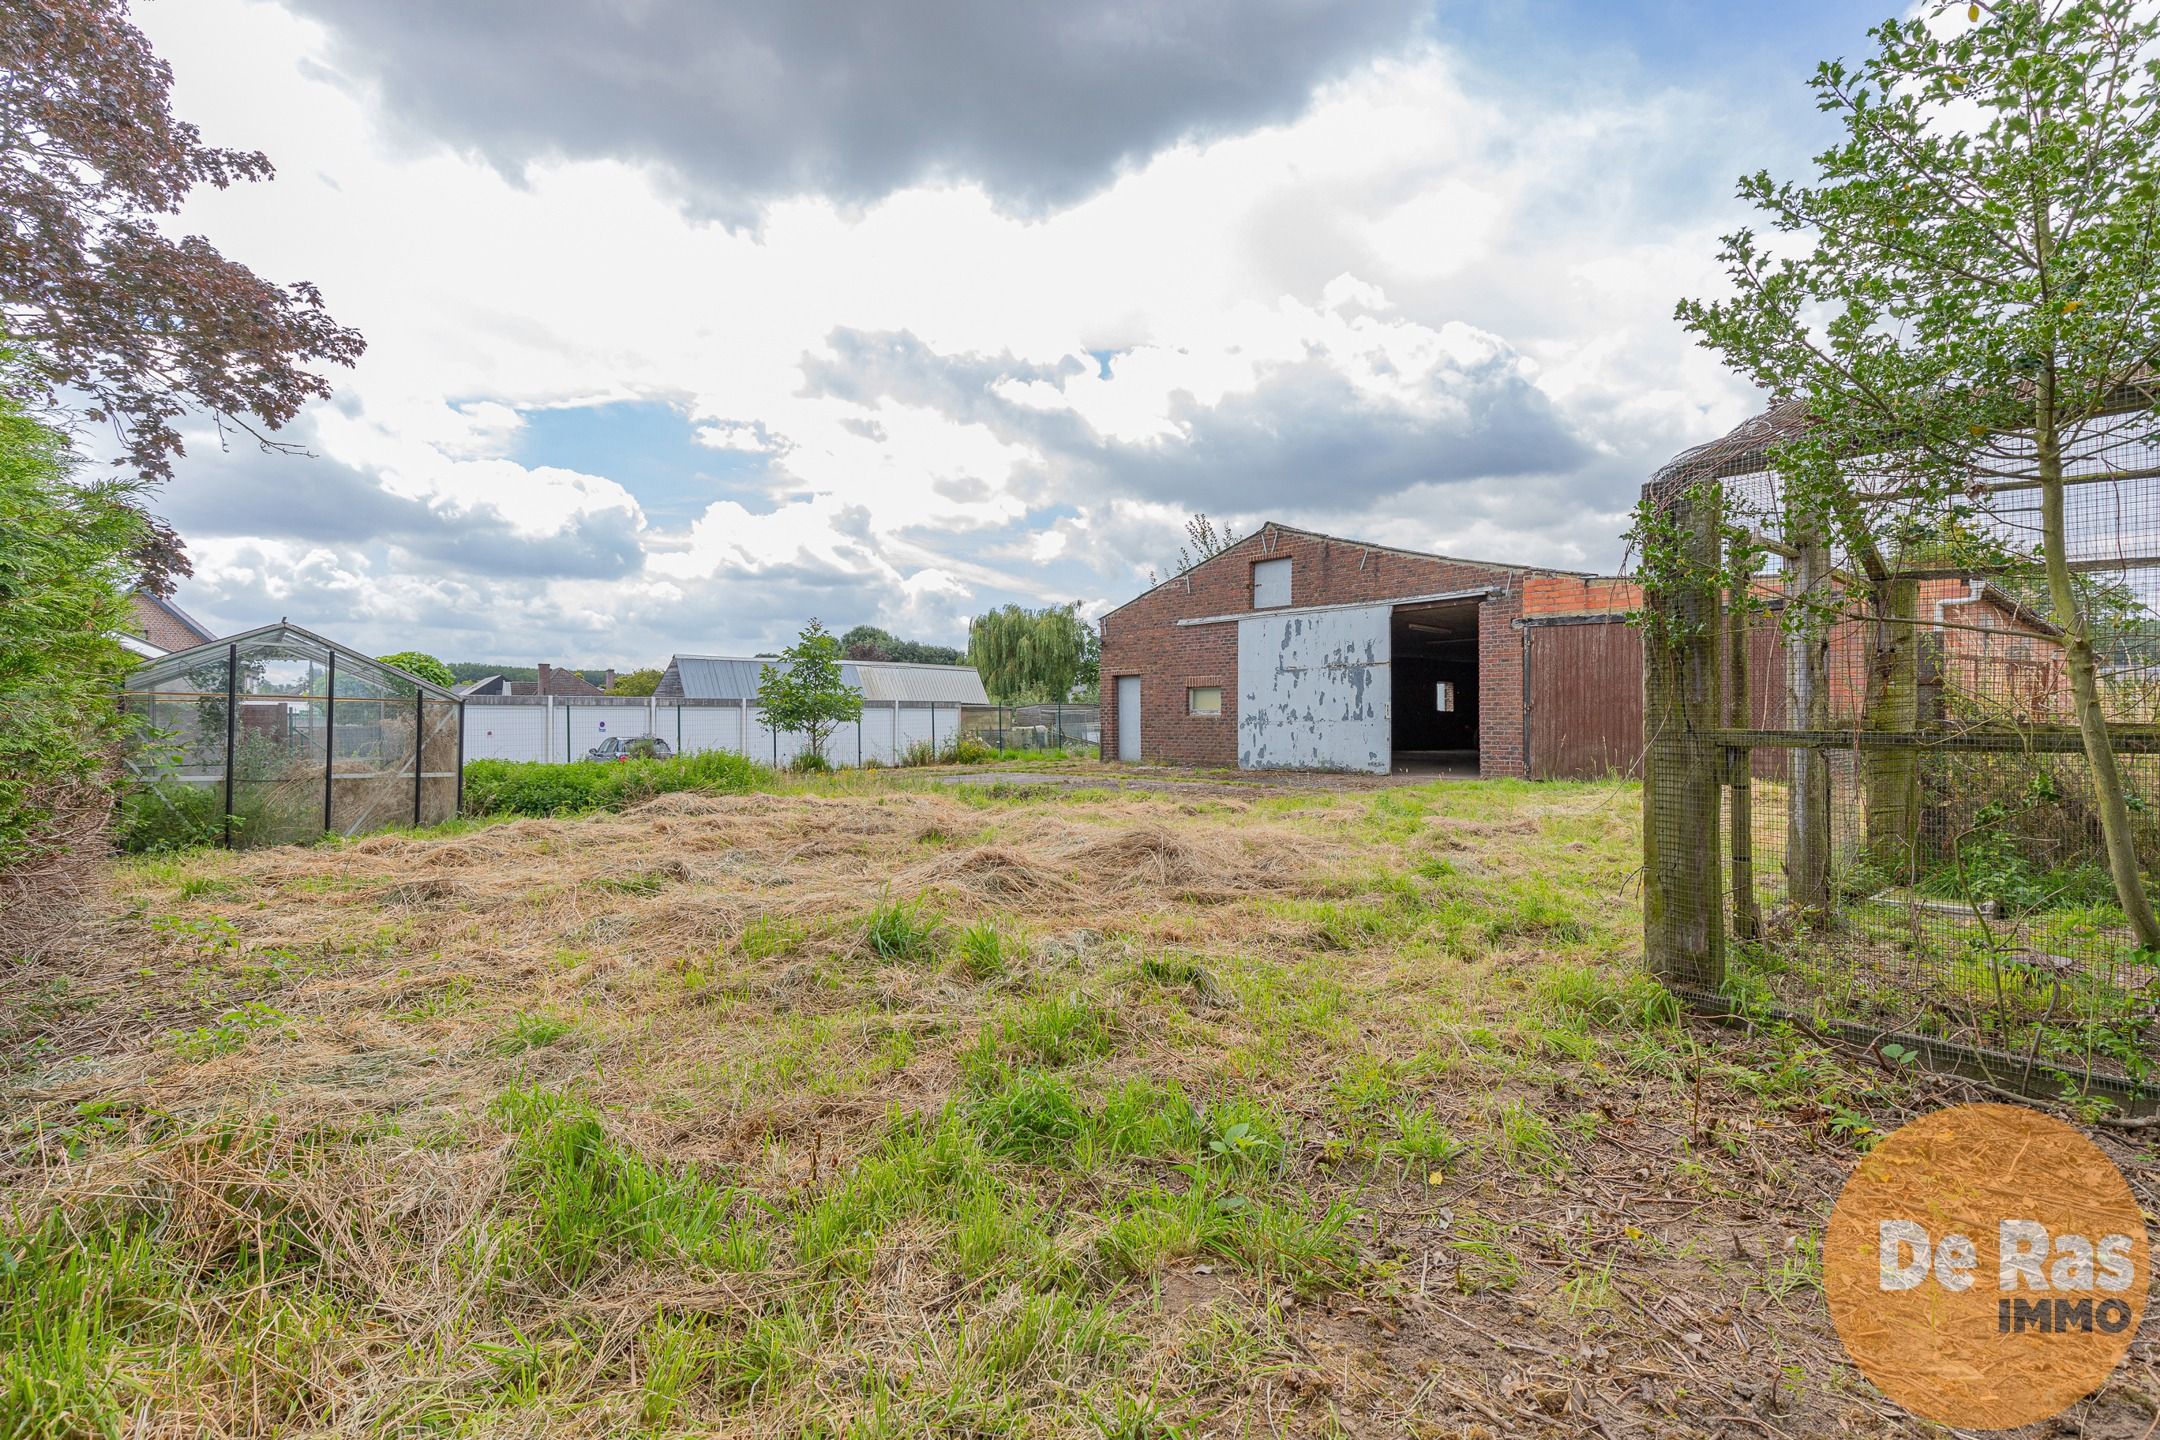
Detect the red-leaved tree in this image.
<box><xmin>0</xmin><ymin>0</ymin><xmax>365</xmax><ymax>591</ymax></box>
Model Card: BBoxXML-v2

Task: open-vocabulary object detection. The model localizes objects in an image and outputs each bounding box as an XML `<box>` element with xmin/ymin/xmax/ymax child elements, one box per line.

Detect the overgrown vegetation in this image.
<box><xmin>0</xmin><ymin>382</ymin><xmax>144</xmax><ymax>948</ymax></box>
<box><xmin>375</xmin><ymin>650</ymin><xmax>456</xmax><ymax>689</ymax></box>
<box><xmin>462</xmin><ymin>750</ymin><xmax>765</xmax><ymax>816</ymax></box>
<box><xmin>7</xmin><ymin>772</ymin><xmax>2091</xmax><ymax>1435</ymax></box>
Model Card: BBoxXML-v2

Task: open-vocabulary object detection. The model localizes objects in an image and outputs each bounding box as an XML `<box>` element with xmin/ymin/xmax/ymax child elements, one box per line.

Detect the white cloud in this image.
<box><xmin>135</xmin><ymin>0</ymin><xmax>1776</xmax><ymax>662</ymax></box>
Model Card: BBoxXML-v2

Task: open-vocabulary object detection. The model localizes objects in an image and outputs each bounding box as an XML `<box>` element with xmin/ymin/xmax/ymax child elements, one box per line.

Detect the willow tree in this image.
<box><xmin>1678</xmin><ymin>0</ymin><xmax>2160</xmax><ymax>945</ymax></box>
<box><xmin>968</xmin><ymin>604</ymin><xmax>1090</xmax><ymax>704</ymax></box>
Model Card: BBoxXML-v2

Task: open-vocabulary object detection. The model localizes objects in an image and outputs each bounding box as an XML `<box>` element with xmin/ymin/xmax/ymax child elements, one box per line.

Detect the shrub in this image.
<box><xmin>947</xmin><ymin>735</ymin><xmax>993</xmax><ymax>765</ymax></box>
<box><xmin>375</xmin><ymin>651</ymin><xmax>455</xmax><ymax>689</ymax></box>
<box><xmin>0</xmin><ymin>385</ymin><xmax>145</xmax><ymax>943</ymax></box>
<box><xmin>788</xmin><ymin>751</ymin><xmax>832</xmax><ymax>774</ymax></box>
<box><xmin>893</xmin><ymin>735</ymin><xmax>992</xmax><ymax>767</ymax></box>
<box><xmin>461</xmin><ymin>750</ymin><xmax>764</xmax><ymax>817</ymax></box>
<box><xmin>113</xmin><ymin>780</ymin><xmax>224</xmax><ymax>853</ymax></box>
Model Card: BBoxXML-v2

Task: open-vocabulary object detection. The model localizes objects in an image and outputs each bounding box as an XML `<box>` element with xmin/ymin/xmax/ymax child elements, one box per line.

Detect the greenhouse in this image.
<box><xmin>120</xmin><ymin>623</ymin><xmax>464</xmax><ymax>849</ymax></box>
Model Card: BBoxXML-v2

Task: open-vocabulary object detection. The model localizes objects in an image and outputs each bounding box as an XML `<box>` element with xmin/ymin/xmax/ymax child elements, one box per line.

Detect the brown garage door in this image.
<box><xmin>1525</xmin><ymin>620</ymin><xmax>1644</xmax><ymax>779</ymax></box>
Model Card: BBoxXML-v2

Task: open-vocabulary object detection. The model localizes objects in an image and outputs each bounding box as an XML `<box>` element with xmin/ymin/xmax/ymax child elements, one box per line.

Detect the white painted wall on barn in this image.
<box><xmin>1235</xmin><ymin>604</ymin><xmax>1391</xmax><ymax>774</ymax></box>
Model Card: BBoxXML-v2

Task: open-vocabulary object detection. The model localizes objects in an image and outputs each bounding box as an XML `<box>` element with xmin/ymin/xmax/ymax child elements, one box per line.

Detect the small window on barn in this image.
<box><xmin>1436</xmin><ymin>681</ymin><xmax>1456</xmax><ymax>713</ymax></box>
<box><xmin>1252</xmin><ymin>557</ymin><xmax>1292</xmax><ymax>609</ymax></box>
<box><xmin>1188</xmin><ymin>686</ymin><xmax>1223</xmax><ymax>716</ymax></box>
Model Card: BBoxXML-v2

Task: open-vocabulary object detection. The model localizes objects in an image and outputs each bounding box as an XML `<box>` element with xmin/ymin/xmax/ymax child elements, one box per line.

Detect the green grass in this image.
<box><xmin>861</xmin><ymin>896</ymin><xmax>944</xmax><ymax>961</ymax></box>
<box><xmin>18</xmin><ymin>771</ymin><xmax>1948</xmax><ymax>1435</ymax></box>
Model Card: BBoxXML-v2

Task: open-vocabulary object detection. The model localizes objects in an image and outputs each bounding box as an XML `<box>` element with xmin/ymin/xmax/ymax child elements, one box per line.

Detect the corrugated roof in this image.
<box><xmin>854</xmin><ymin>661</ymin><xmax>989</xmax><ymax>704</ymax></box>
<box><xmin>665</xmin><ymin>654</ymin><xmax>987</xmax><ymax>704</ymax></box>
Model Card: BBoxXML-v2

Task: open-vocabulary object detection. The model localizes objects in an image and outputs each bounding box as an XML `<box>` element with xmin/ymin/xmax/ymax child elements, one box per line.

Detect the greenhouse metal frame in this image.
<box><xmin>121</xmin><ymin>623</ymin><xmax>465</xmax><ymax>849</ymax></box>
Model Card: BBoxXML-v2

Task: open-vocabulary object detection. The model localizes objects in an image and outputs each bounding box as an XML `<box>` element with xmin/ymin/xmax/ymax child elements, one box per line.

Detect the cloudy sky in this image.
<box><xmin>137</xmin><ymin>0</ymin><xmax>1896</xmax><ymax>667</ymax></box>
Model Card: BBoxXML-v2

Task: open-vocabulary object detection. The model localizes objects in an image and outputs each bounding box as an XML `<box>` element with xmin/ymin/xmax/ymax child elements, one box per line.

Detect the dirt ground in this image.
<box><xmin>3</xmin><ymin>769</ymin><xmax>2155</xmax><ymax>1437</ymax></box>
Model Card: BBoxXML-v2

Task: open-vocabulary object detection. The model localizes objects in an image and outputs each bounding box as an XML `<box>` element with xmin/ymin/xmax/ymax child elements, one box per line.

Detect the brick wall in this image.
<box><xmin>1098</xmin><ymin>524</ymin><xmax>1543</xmax><ymax>776</ymax></box>
<box><xmin>128</xmin><ymin>593</ymin><xmax>216</xmax><ymax>653</ymax></box>
<box><xmin>1476</xmin><ymin>588</ymin><xmax>1527</xmax><ymax>777</ymax></box>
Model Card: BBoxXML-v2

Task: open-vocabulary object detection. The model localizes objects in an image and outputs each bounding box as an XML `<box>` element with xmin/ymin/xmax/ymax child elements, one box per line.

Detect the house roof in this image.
<box><xmin>1098</xmin><ymin>521</ymin><xmax>1591</xmax><ymax>623</ymax></box>
<box><xmin>661</xmin><ymin>654</ymin><xmax>988</xmax><ymax>704</ymax></box>
<box><xmin>533</xmin><ymin>666</ymin><xmax>605</xmax><ymax>696</ymax></box>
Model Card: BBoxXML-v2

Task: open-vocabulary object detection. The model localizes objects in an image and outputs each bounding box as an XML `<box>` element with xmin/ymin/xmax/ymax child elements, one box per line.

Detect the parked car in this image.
<box><xmin>583</xmin><ymin>736</ymin><xmax>672</xmax><ymax>762</ymax></box>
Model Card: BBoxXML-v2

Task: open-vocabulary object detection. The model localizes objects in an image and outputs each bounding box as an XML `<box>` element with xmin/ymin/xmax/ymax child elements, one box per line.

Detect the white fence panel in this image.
<box><xmin>458</xmin><ymin>697</ymin><xmax>966</xmax><ymax>770</ymax></box>
<box><xmin>464</xmin><ymin>704</ymin><xmax>548</xmax><ymax>762</ymax></box>
<box><xmin>898</xmin><ymin>705</ymin><xmax>935</xmax><ymax>758</ymax></box>
<box><xmin>566</xmin><ymin>704</ymin><xmax>650</xmax><ymax>761</ymax></box>
<box><xmin>828</xmin><ymin>716</ymin><xmax>862</xmax><ymax>768</ymax></box>
<box><xmin>863</xmin><ymin>702</ymin><xmax>901</xmax><ymax>765</ymax></box>
<box><xmin>675</xmin><ymin>702</ymin><xmax>747</xmax><ymax>756</ymax></box>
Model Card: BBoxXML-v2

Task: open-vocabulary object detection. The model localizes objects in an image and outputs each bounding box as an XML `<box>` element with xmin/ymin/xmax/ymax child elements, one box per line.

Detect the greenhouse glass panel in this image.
<box><xmin>120</xmin><ymin>624</ymin><xmax>463</xmax><ymax>849</ymax></box>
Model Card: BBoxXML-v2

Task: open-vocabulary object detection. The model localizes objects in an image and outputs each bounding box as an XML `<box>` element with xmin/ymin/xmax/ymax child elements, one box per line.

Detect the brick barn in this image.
<box><xmin>1097</xmin><ymin>523</ymin><xmax>1643</xmax><ymax>779</ymax></box>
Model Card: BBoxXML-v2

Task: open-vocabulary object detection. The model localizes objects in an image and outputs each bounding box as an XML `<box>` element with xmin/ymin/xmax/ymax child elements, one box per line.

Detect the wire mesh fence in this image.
<box><xmin>1640</xmin><ymin>403</ymin><xmax>2160</xmax><ymax>1113</ymax></box>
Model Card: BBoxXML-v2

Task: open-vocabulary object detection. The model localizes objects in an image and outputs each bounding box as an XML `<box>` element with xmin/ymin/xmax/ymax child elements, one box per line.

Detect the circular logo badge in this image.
<box><xmin>1824</xmin><ymin>1104</ymin><xmax>2149</xmax><ymax>1430</ymax></box>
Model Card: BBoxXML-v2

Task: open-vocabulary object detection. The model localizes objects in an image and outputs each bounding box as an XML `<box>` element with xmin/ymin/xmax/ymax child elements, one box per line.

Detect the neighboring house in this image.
<box><xmin>474</xmin><ymin>663</ymin><xmax>607</xmax><ymax>698</ymax></box>
<box><xmin>1097</xmin><ymin>521</ymin><xmax>1601</xmax><ymax>778</ymax></box>
<box><xmin>125</xmin><ymin>590</ymin><xmax>217</xmax><ymax>655</ymax></box>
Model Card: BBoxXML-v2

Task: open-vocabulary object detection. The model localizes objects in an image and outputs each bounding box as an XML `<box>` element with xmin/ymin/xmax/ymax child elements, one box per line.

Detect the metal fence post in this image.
<box><xmin>323</xmin><ymin>651</ymin><xmax>337</xmax><ymax>835</ymax></box>
<box><xmin>414</xmin><ymin>690</ymin><xmax>424</xmax><ymax>825</ymax></box>
<box><xmin>455</xmin><ymin>699</ymin><xmax>465</xmax><ymax>817</ymax></box>
<box><xmin>222</xmin><ymin>642</ymin><xmax>238</xmax><ymax>849</ymax></box>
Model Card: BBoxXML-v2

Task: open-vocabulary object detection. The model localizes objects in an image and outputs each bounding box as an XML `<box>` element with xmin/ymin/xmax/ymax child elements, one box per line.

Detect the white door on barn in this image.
<box><xmin>1115</xmin><ymin>675</ymin><xmax>1141</xmax><ymax>760</ymax></box>
<box><xmin>1237</xmin><ymin>605</ymin><xmax>1391</xmax><ymax>773</ymax></box>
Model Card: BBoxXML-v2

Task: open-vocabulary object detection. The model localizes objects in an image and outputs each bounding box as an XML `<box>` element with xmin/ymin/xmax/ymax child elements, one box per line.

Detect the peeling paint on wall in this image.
<box><xmin>1236</xmin><ymin>604</ymin><xmax>1391</xmax><ymax>773</ymax></box>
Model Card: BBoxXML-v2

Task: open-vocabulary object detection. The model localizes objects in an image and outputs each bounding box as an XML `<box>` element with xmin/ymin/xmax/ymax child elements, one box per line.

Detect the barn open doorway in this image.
<box><xmin>1391</xmin><ymin>601</ymin><xmax>1480</xmax><ymax>777</ymax></box>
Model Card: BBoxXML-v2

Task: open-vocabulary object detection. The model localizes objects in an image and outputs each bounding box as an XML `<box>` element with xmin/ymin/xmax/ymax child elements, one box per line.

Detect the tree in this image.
<box><xmin>0</xmin><ymin>0</ymin><xmax>364</xmax><ymax>586</ymax></box>
<box><xmin>0</xmin><ymin>376</ymin><xmax>143</xmax><ymax>944</ymax></box>
<box><xmin>838</xmin><ymin>623</ymin><xmax>963</xmax><ymax>665</ymax></box>
<box><xmin>607</xmin><ymin>667</ymin><xmax>663</xmax><ymax>696</ymax></box>
<box><xmin>969</xmin><ymin>603</ymin><xmax>1090</xmax><ymax>703</ymax></box>
<box><xmin>755</xmin><ymin>619</ymin><xmax>862</xmax><ymax>763</ymax></box>
<box><xmin>1075</xmin><ymin>620</ymin><xmax>1102</xmax><ymax>702</ymax></box>
<box><xmin>1678</xmin><ymin>0</ymin><xmax>2160</xmax><ymax>945</ymax></box>
<box><xmin>377</xmin><ymin>651</ymin><xmax>455</xmax><ymax>689</ymax></box>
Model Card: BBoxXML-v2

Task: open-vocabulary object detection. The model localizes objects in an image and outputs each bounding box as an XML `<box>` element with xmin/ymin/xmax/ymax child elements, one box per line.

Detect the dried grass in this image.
<box><xmin>3</xmin><ymin>774</ymin><xmax>2059</xmax><ymax>1439</ymax></box>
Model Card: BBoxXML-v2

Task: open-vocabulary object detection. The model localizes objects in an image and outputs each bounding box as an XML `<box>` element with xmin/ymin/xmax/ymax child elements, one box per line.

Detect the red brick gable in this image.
<box><xmin>126</xmin><ymin>591</ymin><xmax>217</xmax><ymax>652</ymax></box>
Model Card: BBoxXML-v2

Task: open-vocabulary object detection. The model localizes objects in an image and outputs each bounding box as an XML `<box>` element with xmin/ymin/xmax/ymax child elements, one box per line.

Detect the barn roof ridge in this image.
<box><xmin>1098</xmin><ymin>520</ymin><xmax>1595</xmax><ymax>622</ymax></box>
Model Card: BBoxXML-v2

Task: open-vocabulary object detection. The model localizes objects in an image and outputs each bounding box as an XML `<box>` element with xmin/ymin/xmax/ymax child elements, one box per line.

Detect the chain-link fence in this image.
<box><xmin>1641</xmin><ymin>404</ymin><xmax>2160</xmax><ymax>1114</ymax></box>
